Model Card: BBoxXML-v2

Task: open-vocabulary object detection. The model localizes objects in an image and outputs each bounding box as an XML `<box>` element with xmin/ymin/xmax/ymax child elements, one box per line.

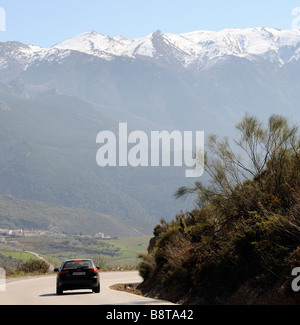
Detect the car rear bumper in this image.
<box><xmin>58</xmin><ymin>277</ymin><xmax>100</xmax><ymax>290</ymax></box>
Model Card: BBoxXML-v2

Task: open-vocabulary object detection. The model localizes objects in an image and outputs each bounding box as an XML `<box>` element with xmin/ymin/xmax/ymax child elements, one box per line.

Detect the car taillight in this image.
<box><xmin>89</xmin><ymin>268</ymin><xmax>98</xmax><ymax>273</ymax></box>
<box><xmin>60</xmin><ymin>270</ymin><xmax>69</xmax><ymax>275</ymax></box>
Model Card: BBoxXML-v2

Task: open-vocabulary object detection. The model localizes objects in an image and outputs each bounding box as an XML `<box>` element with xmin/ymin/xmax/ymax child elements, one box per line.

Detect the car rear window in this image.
<box><xmin>63</xmin><ymin>260</ymin><xmax>93</xmax><ymax>270</ymax></box>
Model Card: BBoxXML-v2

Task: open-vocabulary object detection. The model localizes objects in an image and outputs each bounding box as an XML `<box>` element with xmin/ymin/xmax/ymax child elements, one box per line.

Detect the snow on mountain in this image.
<box><xmin>52</xmin><ymin>29</ymin><xmax>206</xmax><ymax>63</ymax></box>
<box><xmin>0</xmin><ymin>41</ymin><xmax>42</xmax><ymax>66</ymax></box>
<box><xmin>181</xmin><ymin>28</ymin><xmax>300</xmax><ymax>65</ymax></box>
<box><xmin>2</xmin><ymin>27</ymin><xmax>300</xmax><ymax>77</ymax></box>
<box><xmin>51</xmin><ymin>28</ymin><xmax>300</xmax><ymax>67</ymax></box>
<box><xmin>53</xmin><ymin>30</ymin><xmax>131</xmax><ymax>60</ymax></box>
<box><xmin>0</xmin><ymin>42</ymin><xmax>43</xmax><ymax>81</ymax></box>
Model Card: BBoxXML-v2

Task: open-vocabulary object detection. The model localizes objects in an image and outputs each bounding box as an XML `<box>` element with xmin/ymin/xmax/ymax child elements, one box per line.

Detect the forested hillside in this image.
<box><xmin>138</xmin><ymin>114</ymin><xmax>300</xmax><ymax>305</ymax></box>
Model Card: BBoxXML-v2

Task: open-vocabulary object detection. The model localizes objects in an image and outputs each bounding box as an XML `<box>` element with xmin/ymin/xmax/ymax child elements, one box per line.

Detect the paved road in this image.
<box><xmin>0</xmin><ymin>271</ymin><xmax>175</xmax><ymax>305</ymax></box>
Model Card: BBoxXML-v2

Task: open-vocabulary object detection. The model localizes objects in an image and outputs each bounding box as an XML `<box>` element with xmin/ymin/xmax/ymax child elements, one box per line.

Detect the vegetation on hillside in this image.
<box><xmin>0</xmin><ymin>246</ymin><xmax>49</xmax><ymax>276</ymax></box>
<box><xmin>138</xmin><ymin>114</ymin><xmax>300</xmax><ymax>304</ymax></box>
<box><xmin>0</xmin><ymin>236</ymin><xmax>150</xmax><ymax>275</ymax></box>
<box><xmin>0</xmin><ymin>195</ymin><xmax>142</xmax><ymax>237</ymax></box>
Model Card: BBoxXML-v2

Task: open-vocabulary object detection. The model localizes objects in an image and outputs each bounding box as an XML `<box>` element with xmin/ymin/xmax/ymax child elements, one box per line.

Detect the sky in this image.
<box><xmin>0</xmin><ymin>0</ymin><xmax>300</xmax><ymax>47</ymax></box>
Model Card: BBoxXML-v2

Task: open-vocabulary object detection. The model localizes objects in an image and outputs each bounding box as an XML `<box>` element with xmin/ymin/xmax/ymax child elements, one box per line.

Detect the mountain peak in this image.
<box><xmin>2</xmin><ymin>27</ymin><xmax>300</xmax><ymax>74</ymax></box>
<box><xmin>85</xmin><ymin>30</ymin><xmax>99</xmax><ymax>35</ymax></box>
<box><xmin>152</xmin><ymin>30</ymin><xmax>163</xmax><ymax>37</ymax></box>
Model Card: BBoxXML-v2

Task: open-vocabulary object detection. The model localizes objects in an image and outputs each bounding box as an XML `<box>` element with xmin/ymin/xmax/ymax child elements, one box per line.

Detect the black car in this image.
<box><xmin>54</xmin><ymin>259</ymin><xmax>100</xmax><ymax>295</ymax></box>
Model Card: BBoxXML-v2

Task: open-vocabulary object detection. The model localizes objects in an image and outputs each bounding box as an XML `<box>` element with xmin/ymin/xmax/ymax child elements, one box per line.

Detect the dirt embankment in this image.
<box><xmin>112</xmin><ymin>279</ymin><xmax>300</xmax><ymax>305</ymax></box>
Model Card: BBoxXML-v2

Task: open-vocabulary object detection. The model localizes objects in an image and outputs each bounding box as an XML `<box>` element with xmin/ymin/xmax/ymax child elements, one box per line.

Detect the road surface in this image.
<box><xmin>0</xmin><ymin>271</ymin><xmax>175</xmax><ymax>305</ymax></box>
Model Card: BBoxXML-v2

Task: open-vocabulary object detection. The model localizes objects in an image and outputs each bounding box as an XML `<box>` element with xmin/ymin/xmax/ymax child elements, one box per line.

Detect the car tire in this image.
<box><xmin>56</xmin><ymin>286</ymin><xmax>63</xmax><ymax>295</ymax></box>
<box><xmin>93</xmin><ymin>284</ymin><xmax>100</xmax><ymax>293</ymax></box>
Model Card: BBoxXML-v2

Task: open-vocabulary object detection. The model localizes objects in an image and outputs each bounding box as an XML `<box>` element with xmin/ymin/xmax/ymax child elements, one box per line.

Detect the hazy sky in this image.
<box><xmin>1</xmin><ymin>0</ymin><xmax>300</xmax><ymax>47</ymax></box>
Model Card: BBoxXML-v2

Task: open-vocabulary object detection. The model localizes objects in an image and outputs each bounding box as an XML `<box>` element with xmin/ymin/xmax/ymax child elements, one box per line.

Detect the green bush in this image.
<box><xmin>17</xmin><ymin>259</ymin><xmax>49</xmax><ymax>274</ymax></box>
<box><xmin>138</xmin><ymin>253</ymin><xmax>156</xmax><ymax>281</ymax></box>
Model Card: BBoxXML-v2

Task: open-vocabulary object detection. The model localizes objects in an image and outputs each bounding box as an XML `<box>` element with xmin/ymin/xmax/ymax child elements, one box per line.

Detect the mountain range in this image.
<box><xmin>0</xmin><ymin>27</ymin><xmax>300</xmax><ymax>236</ymax></box>
<box><xmin>3</xmin><ymin>28</ymin><xmax>300</xmax><ymax>73</ymax></box>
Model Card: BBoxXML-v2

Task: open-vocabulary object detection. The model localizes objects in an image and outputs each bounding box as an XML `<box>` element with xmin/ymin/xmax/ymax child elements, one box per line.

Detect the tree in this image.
<box><xmin>176</xmin><ymin>114</ymin><xmax>300</xmax><ymax>221</ymax></box>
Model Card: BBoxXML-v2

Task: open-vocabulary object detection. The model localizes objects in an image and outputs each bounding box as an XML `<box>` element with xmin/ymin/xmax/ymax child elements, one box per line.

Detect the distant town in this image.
<box><xmin>0</xmin><ymin>228</ymin><xmax>115</xmax><ymax>240</ymax></box>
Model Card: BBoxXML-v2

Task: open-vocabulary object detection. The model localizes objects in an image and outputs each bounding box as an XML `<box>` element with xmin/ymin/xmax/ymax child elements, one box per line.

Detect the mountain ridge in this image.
<box><xmin>2</xmin><ymin>27</ymin><xmax>300</xmax><ymax>80</ymax></box>
<box><xmin>52</xmin><ymin>27</ymin><xmax>300</xmax><ymax>66</ymax></box>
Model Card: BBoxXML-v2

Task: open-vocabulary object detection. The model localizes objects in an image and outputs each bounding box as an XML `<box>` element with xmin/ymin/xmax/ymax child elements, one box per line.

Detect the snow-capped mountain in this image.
<box><xmin>1</xmin><ymin>27</ymin><xmax>300</xmax><ymax>129</ymax></box>
<box><xmin>52</xmin><ymin>28</ymin><xmax>300</xmax><ymax>67</ymax></box>
<box><xmin>53</xmin><ymin>30</ymin><xmax>131</xmax><ymax>60</ymax></box>
<box><xmin>2</xmin><ymin>27</ymin><xmax>300</xmax><ymax>80</ymax></box>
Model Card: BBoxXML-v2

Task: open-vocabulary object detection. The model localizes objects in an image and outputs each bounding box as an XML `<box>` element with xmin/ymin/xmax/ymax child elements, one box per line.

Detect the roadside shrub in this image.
<box><xmin>138</xmin><ymin>253</ymin><xmax>157</xmax><ymax>282</ymax></box>
<box><xmin>17</xmin><ymin>259</ymin><xmax>49</xmax><ymax>274</ymax></box>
